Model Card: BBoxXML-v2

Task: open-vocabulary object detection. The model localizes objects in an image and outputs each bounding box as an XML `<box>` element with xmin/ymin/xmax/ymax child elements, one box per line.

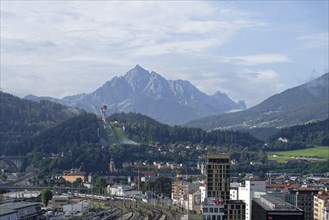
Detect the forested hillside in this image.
<box><xmin>109</xmin><ymin>112</ymin><xmax>263</xmax><ymax>148</ymax></box>
<box><xmin>12</xmin><ymin>112</ymin><xmax>262</xmax><ymax>156</ymax></box>
<box><xmin>267</xmin><ymin>119</ymin><xmax>329</xmax><ymax>150</ymax></box>
<box><xmin>0</xmin><ymin>92</ymin><xmax>83</xmax><ymax>155</ymax></box>
<box><xmin>8</xmin><ymin>113</ymin><xmax>100</xmax><ymax>156</ymax></box>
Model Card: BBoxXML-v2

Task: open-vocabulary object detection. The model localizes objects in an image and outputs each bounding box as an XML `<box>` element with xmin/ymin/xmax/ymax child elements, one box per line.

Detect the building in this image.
<box><xmin>204</xmin><ymin>153</ymin><xmax>245</xmax><ymax>220</ymax></box>
<box><xmin>188</xmin><ymin>189</ymin><xmax>202</xmax><ymax>214</ymax></box>
<box><xmin>238</xmin><ymin>180</ymin><xmax>266</xmax><ymax>220</ymax></box>
<box><xmin>252</xmin><ymin>195</ymin><xmax>304</xmax><ymax>220</ymax></box>
<box><xmin>230</xmin><ymin>182</ymin><xmax>240</xmax><ymax>200</ymax></box>
<box><xmin>0</xmin><ymin>209</ymin><xmax>19</xmax><ymax>220</ymax></box>
<box><xmin>0</xmin><ymin>202</ymin><xmax>42</xmax><ymax>220</ymax></box>
<box><xmin>285</xmin><ymin>188</ymin><xmax>319</xmax><ymax>220</ymax></box>
<box><xmin>63</xmin><ymin>200</ymin><xmax>90</xmax><ymax>216</ymax></box>
<box><xmin>62</xmin><ymin>164</ymin><xmax>88</xmax><ymax>183</ymax></box>
<box><xmin>171</xmin><ymin>181</ymin><xmax>199</xmax><ymax>209</ymax></box>
<box><xmin>140</xmin><ymin>170</ymin><xmax>157</xmax><ymax>183</ymax></box>
<box><xmin>51</xmin><ymin>195</ymin><xmax>69</xmax><ymax>211</ymax></box>
<box><xmin>314</xmin><ymin>191</ymin><xmax>329</xmax><ymax>220</ymax></box>
<box><xmin>197</xmin><ymin>161</ymin><xmax>206</xmax><ymax>174</ymax></box>
<box><xmin>226</xmin><ymin>200</ymin><xmax>246</xmax><ymax>220</ymax></box>
<box><xmin>207</xmin><ymin>154</ymin><xmax>230</xmax><ymax>203</ymax></box>
<box><xmin>200</xmin><ymin>185</ymin><xmax>206</xmax><ymax>204</ymax></box>
<box><xmin>1</xmin><ymin>191</ymin><xmax>41</xmax><ymax>203</ymax></box>
<box><xmin>107</xmin><ymin>184</ymin><xmax>133</xmax><ymax>196</ymax></box>
<box><xmin>202</xmin><ymin>197</ymin><xmax>226</xmax><ymax>220</ymax></box>
<box><xmin>323</xmin><ymin>202</ymin><xmax>329</xmax><ymax>220</ymax></box>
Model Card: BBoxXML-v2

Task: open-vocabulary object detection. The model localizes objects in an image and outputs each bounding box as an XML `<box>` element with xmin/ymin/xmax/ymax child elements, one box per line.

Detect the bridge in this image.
<box><xmin>0</xmin><ymin>185</ymin><xmax>88</xmax><ymax>194</ymax></box>
<box><xmin>0</xmin><ymin>156</ymin><xmax>27</xmax><ymax>172</ymax></box>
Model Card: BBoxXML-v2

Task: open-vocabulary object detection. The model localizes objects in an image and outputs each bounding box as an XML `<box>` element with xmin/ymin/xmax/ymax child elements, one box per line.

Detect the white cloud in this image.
<box><xmin>220</xmin><ymin>54</ymin><xmax>293</xmax><ymax>66</ymax></box>
<box><xmin>297</xmin><ymin>33</ymin><xmax>329</xmax><ymax>50</ymax></box>
<box><xmin>241</xmin><ymin>69</ymin><xmax>279</xmax><ymax>82</ymax></box>
<box><xmin>150</xmin><ymin>55</ymin><xmax>285</xmax><ymax>107</ymax></box>
<box><xmin>227</xmin><ymin>69</ymin><xmax>285</xmax><ymax>106</ymax></box>
<box><xmin>1</xmin><ymin>1</ymin><xmax>327</xmax><ymax>108</ymax></box>
<box><xmin>0</xmin><ymin>1</ymin><xmax>267</xmax><ymax>101</ymax></box>
<box><xmin>1</xmin><ymin>1</ymin><xmax>263</xmax><ymax>64</ymax></box>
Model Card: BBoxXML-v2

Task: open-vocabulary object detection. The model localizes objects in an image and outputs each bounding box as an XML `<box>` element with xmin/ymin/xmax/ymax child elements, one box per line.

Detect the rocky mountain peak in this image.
<box><xmin>123</xmin><ymin>65</ymin><xmax>151</xmax><ymax>93</ymax></box>
<box><xmin>25</xmin><ymin>65</ymin><xmax>245</xmax><ymax>125</ymax></box>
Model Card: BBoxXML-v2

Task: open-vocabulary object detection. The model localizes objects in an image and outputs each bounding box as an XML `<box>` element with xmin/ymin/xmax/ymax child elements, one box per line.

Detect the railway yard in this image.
<box><xmin>69</xmin><ymin>198</ymin><xmax>184</xmax><ymax>220</ymax></box>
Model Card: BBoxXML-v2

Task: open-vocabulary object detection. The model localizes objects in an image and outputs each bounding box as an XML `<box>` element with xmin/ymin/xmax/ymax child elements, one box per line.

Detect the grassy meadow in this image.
<box><xmin>267</xmin><ymin>146</ymin><xmax>329</xmax><ymax>163</ymax></box>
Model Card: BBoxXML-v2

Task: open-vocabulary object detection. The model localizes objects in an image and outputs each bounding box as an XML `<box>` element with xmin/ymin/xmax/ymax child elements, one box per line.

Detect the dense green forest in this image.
<box><xmin>0</xmin><ymin>92</ymin><xmax>83</xmax><ymax>155</ymax></box>
<box><xmin>10</xmin><ymin>113</ymin><xmax>100</xmax><ymax>155</ymax></box>
<box><xmin>110</xmin><ymin>112</ymin><xmax>263</xmax><ymax>148</ymax></box>
<box><xmin>266</xmin><ymin>119</ymin><xmax>329</xmax><ymax>151</ymax></box>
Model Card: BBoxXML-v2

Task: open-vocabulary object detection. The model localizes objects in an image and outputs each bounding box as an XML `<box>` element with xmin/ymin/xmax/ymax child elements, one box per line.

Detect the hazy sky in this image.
<box><xmin>1</xmin><ymin>1</ymin><xmax>328</xmax><ymax>107</ymax></box>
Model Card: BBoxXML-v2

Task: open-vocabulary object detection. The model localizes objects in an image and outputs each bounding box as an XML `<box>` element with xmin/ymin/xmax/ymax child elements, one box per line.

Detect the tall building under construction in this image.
<box><xmin>204</xmin><ymin>153</ymin><xmax>245</xmax><ymax>220</ymax></box>
<box><xmin>207</xmin><ymin>153</ymin><xmax>230</xmax><ymax>203</ymax></box>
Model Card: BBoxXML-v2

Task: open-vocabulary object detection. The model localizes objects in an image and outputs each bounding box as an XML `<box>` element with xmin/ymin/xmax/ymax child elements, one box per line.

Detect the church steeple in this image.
<box><xmin>109</xmin><ymin>156</ymin><xmax>117</xmax><ymax>173</ymax></box>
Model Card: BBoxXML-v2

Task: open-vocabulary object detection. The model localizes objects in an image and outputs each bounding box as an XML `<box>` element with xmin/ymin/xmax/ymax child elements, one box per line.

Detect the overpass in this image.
<box><xmin>0</xmin><ymin>185</ymin><xmax>88</xmax><ymax>193</ymax></box>
<box><xmin>0</xmin><ymin>156</ymin><xmax>27</xmax><ymax>172</ymax></box>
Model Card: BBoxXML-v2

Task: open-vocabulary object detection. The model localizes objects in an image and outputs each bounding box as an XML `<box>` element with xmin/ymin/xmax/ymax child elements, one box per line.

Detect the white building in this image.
<box><xmin>230</xmin><ymin>188</ymin><xmax>238</xmax><ymax>200</ymax></box>
<box><xmin>123</xmin><ymin>190</ymin><xmax>143</xmax><ymax>198</ymax></box>
<box><xmin>63</xmin><ymin>200</ymin><xmax>89</xmax><ymax>216</ymax></box>
<box><xmin>107</xmin><ymin>184</ymin><xmax>133</xmax><ymax>196</ymax></box>
<box><xmin>230</xmin><ymin>182</ymin><xmax>240</xmax><ymax>200</ymax></box>
<box><xmin>197</xmin><ymin>162</ymin><xmax>206</xmax><ymax>174</ymax></box>
<box><xmin>199</xmin><ymin>185</ymin><xmax>206</xmax><ymax>204</ymax></box>
<box><xmin>238</xmin><ymin>180</ymin><xmax>266</xmax><ymax>220</ymax></box>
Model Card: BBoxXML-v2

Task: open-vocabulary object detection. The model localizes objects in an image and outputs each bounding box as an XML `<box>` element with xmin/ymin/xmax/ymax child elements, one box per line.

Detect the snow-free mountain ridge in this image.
<box><xmin>185</xmin><ymin>72</ymin><xmax>329</xmax><ymax>130</ymax></box>
<box><xmin>25</xmin><ymin>65</ymin><xmax>245</xmax><ymax>124</ymax></box>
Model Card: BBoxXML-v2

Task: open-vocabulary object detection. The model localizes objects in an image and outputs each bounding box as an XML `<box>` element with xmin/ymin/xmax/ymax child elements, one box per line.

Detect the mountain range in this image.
<box><xmin>185</xmin><ymin>72</ymin><xmax>329</xmax><ymax>131</ymax></box>
<box><xmin>25</xmin><ymin>65</ymin><xmax>245</xmax><ymax>124</ymax></box>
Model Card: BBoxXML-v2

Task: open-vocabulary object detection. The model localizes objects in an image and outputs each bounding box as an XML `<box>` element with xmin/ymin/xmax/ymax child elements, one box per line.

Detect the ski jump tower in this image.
<box><xmin>99</xmin><ymin>105</ymin><xmax>118</xmax><ymax>145</ymax></box>
<box><xmin>100</xmin><ymin>105</ymin><xmax>108</xmax><ymax>124</ymax></box>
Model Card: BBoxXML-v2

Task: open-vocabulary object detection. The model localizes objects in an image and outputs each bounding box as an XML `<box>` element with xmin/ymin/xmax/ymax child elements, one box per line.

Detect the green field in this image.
<box><xmin>267</xmin><ymin>146</ymin><xmax>329</xmax><ymax>163</ymax></box>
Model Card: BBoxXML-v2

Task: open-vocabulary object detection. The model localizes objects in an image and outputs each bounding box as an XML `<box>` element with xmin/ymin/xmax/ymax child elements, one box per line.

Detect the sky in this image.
<box><xmin>1</xmin><ymin>1</ymin><xmax>328</xmax><ymax>107</ymax></box>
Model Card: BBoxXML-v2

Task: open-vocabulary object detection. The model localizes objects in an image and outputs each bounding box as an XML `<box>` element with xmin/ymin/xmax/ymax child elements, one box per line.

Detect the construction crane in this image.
<box><xmin>132</xmin><ymin>164</ymin><xmax>156</xmax><ymax>191</ymax></box>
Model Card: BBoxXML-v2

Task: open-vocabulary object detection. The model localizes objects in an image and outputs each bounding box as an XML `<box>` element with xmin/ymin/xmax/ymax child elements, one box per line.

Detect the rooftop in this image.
<box><xmin>0</xmin><ymin>202</ymin><xmax>40</xmax><ymax>210</ymax></box>
<box><xmin>254</xmin><ymin>195</ymin><xmax>302</xmax><ymax>211</ymax></box>
<box><xmin>0</xmin><ymin>208</ymin><xmax>17</xmax><ymax>216</ymax></box>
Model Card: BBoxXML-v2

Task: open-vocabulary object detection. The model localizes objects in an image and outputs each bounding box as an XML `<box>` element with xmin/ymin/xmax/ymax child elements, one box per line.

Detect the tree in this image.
<box><xmin>141</xmin><ymin>177</ymin><xmax>172</xmax><ymax>197</ymax></box>
<box><xmin>41</xmin><ymin>188</ymin><xmax>53</xmax><ymax>207</ymax></box>
<box><xmin>93</xmin><ymin>176</ymin><xmax>107</xmax><ymax>195</ymax></box>
<box><xmin>73</xmin><ymin>178</ymin><xmax>83</xmax><ymax>187</ymax></box>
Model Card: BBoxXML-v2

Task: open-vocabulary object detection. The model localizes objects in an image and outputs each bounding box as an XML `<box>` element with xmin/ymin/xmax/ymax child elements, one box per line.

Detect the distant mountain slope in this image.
<box><xmin>185</xmin><ymin>72</ymin><xmax>329</xmax><ymax>130</ymax></box>
<box><xmin>0</xmin><ymin>92</ymin><xmax>84</xmax><ymax>155</ymax></box>
<box><xmin>25</xmin><ymin>65</ymin><xmax>245</xmax><ymax>125</ymax></box>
